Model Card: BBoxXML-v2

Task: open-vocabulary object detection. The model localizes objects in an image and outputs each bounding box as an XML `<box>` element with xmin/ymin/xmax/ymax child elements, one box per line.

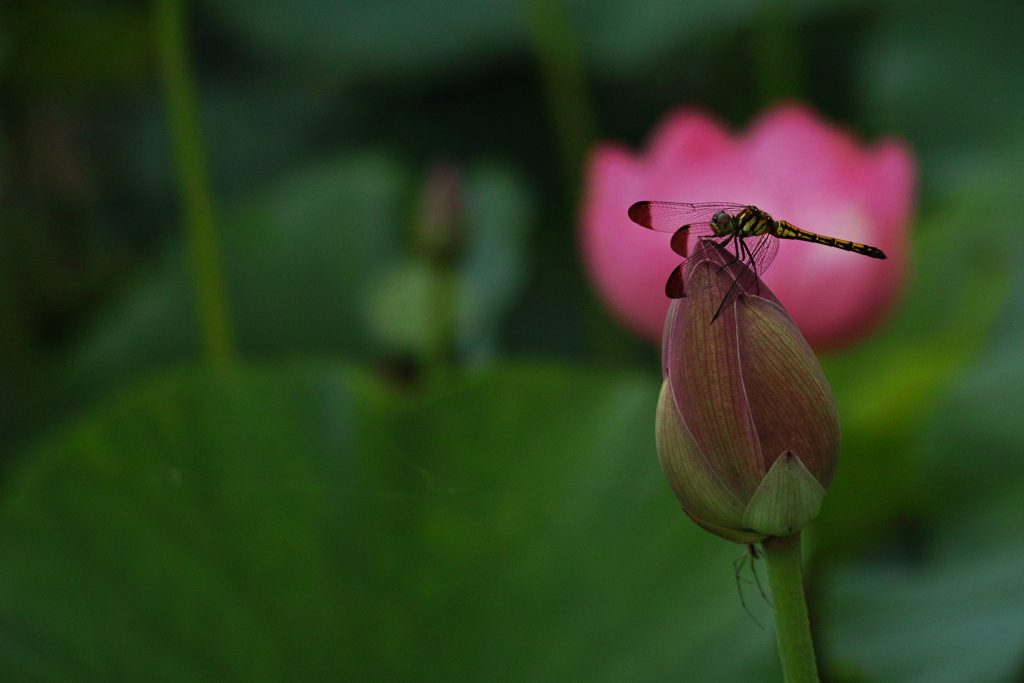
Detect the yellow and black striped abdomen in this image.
<box><xmin>773</xmin><ymin>221</ymin><xmax>886</xmax><ymax>259</ymax></box>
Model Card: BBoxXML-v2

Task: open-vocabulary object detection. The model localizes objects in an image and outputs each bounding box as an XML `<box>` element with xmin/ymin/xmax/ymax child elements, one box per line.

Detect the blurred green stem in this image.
<box><xmin>522</xmin><ymin>0</ymin><xmax>596</xmax><ymax>203</ymax></box>
<box><xmin>153</xmin><ymin>0</ymin><xmax>236</xmax><ymax>367</ymax></box>
<box><xmin>522</xmin><ymin>0</ymin><xmax>635</xmax><ymax>366</ymax></box>
<box><xmin>423</xmin><ymin>265</ymin><xmax>458</xmax><ymax>386</ymax></box>
<box><xmin>751</xmin><ymin>0</ymin><xmax>804</xmax><ymax>106</ymax></box>
<box><xmin>762</xmin><ymin>533</ymin><xmax>819</xmax><ymax>683</ymax></box>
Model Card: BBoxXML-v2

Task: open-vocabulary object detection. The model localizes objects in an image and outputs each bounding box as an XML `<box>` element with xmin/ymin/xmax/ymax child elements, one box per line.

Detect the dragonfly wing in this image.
<box><xmin>736</xmin><ymin>233</ymin><xmax>779</xmax><ymax>299</ymax></box>
<box><xmin>628</xmin><ymin>201</ymin><xmax>747</xmax><ymax>234</ymax></box>
<box><xmin>630</xmin><ymin>202</ymin><xmax>777</xmax><ymax>316</ymax></box>
<box><xmin>706</xmin><ymin>234</ymin><xmax>778</xmax><ymax>320</ymax></box>
<box><xmin>670</xmin><ymin>226</ymin><xmax>693</xmax><ymax>257</ymax></box>
<box><xmin>745</xmin><ymin>232</ymin><xmax>780</xmax><ymax>280</ymax></box>
<box><xmin>664</xmin><ymin>235</ymin><xmax>734</xmax><ymax>300</ymax></box>
<box><xmin>665</xmin><ymin>263</ymin><xmax>686</xmax><ymax>298</ymax></box>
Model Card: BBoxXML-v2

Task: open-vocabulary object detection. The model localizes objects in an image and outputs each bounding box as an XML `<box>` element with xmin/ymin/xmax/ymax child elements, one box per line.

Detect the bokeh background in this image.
<box><xmin>0</xmin><ymin>0</ymin><xmax>1023</xmax><ymax>681</ymax></box>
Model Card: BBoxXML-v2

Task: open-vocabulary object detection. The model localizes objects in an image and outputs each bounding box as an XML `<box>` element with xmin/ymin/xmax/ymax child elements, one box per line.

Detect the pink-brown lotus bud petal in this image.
<box><xmin>657</xmin><ymin>240</ymin><xmax>840</xmax><ymax>542</ymax></box>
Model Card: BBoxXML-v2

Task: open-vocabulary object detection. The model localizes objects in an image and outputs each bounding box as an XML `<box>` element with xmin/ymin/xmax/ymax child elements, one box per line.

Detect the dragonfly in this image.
<box><xmin>627</xmin><ymin>201</ymin><xmax>887</xmax><ymax>321</ymax></box>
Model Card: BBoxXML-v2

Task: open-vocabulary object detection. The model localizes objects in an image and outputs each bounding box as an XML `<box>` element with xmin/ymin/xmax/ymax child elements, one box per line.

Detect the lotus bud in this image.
<box><xmin>413</xmin><ymin>163</ymin><xmax>465</xmax><ymax>267</ymax></box>
<box><xmin>657</xmin><ymin>239</ymin><xmax>840</xmax><ymax>543</ymax></box>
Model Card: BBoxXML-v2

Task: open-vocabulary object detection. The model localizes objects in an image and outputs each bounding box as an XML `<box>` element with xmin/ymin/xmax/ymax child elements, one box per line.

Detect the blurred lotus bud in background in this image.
<box><xmin>413</xmin><ymin>163</ymin><xmax>466</xmax><ymax>267</ymax></box>
<box><xmin>364</xmin><ymin>163</ymin><xmax>533</xmax><ymax>367</ymax></box>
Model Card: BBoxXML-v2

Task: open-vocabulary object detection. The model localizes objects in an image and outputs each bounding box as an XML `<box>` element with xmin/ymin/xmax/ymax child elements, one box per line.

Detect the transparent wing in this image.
<box><xmin>707</xmin><ymin>234</ymin><xmax>780</xmax><ymax>320</ymax></box>
<box><xmin>744</xmin><ymin>232</ymin><xmax>780</xmax><ymax>284</ymax></box>
<box><xmin>631</xmin><ymin>201</ymin><xmax>783</xmax><ymax>315</ymax></box>
<box><xmin>664</xmin><ymin>233</ymin><xmax>780</xmax><ymax>318</ymax></box>
<box><xmin>628</xmin><ymin>201</ymin><xmax>750</xmax><ymax>234</ymax></box>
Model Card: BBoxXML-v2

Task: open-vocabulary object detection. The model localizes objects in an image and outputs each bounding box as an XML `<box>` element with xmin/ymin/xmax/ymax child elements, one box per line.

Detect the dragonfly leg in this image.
<box><xmin>714</xmin><ymin>235</ymin><xmax>740</xmax><ymax>271</ymax></box>
<box><xmin>709</xmin><ymin>236</ymin><xmax>746</xmax><ymax>323</ymax></box>
<box><xmin>739</xmin><ymin>238</ymin><xmax>761</xmax><ymax>295</ymax></box>
<box><xmin>712</xmin><ymin>272</ymin><xmax>746</xmax><ymax>322</ymax></box>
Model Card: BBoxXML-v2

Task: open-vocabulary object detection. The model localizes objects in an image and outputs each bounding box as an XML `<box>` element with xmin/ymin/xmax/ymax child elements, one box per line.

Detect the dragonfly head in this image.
<box><xmin>712</xmin><ymin>210</ymin><xmax>734</xmax><ymax>235</ymax></box>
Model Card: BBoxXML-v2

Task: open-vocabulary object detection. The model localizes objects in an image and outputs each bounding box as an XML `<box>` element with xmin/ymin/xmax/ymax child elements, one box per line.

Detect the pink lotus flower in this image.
<box><xmin>579</xmin><ymin>103</ymin><xmax>915</xmax><ymax>351</ymax></box>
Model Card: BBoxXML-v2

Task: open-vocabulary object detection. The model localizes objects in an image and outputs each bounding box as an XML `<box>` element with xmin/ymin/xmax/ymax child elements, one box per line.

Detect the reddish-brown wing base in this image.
<box><xmin>666</xmin><ymin>264</ymin><xmax>685</xmax><ymax>298</ymax></box>
<box><xmin>670</xmin><ymin>227</ymin><xmax>691</xmax><ymax>257</ymax></box>
<box><xmin>627</xmin><ymin>201</ymin><xmax>653</xmax><ymax>228</ymax></box>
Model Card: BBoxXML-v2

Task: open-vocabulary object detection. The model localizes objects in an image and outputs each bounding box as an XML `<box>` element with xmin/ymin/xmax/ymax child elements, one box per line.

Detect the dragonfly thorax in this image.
<box><xmin>733</xmin><ymin>206</ymin><xmax>775</xmax><ymax>238</ymax></box>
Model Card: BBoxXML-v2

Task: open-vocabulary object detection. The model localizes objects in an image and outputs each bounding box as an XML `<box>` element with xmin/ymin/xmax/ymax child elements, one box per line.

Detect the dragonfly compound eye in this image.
<box><xmin>712</xmin><ymin>211</ymin><xmax>732</xmax><ymax>231</ymax></box>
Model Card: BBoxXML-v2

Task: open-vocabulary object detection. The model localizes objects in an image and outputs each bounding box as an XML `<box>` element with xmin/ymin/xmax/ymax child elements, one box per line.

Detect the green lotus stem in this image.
<box><xmin>423</xmin><ymin>265</ymin><xmax>457</xmax><ymax>385</ymax></box>
<box><xmin>751</xmin><ymin>0</ymin><xmax>804</xmax><ymax>105</ymax></box>
<box><xmin>762</xmin><ymin>532</ymin><xmax>819</xmax><ymax>683</ymax></box>
<box><xmin>521</xmin><ymin>0</ymin><xmax>596</xmax><ymax>202</ymax></box>
<box><xmin>521</xmin><ymin>0</ymin><xmax>637</xmax><ymax>364</ymax></box>
<box><xmin>153</xmin><ymin>0</ymin><xmax>236</xmax><ymax>367</ymax></box>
